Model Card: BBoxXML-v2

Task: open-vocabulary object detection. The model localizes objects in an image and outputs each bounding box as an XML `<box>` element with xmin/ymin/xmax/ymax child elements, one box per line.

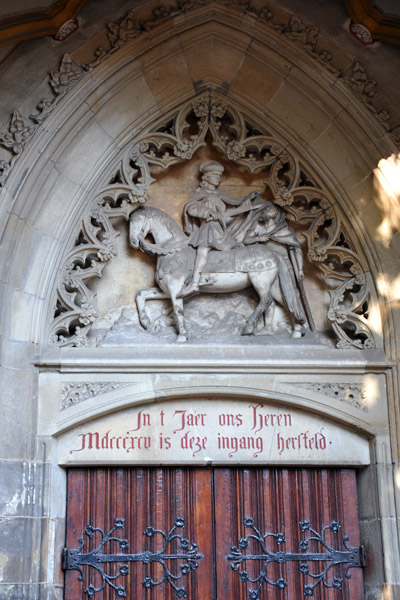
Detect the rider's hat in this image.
<box><xmin>200</xmin><ymin>160</ymin><xmax>224</xmax><ymax>174</ymax></box>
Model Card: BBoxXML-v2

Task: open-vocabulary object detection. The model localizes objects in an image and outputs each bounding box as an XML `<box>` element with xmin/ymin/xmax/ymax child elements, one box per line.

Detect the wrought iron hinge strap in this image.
<box><xmin>64</xmin><ymin>551</ymin><xmax>200</xmax><ymax>567</ymax></box>
<box><xmin>63</xmin><ymin>517</ymin><xmax>203</xmax><ymax>598</ymax></box>
<box><xmin>227</xmin><ymin>517</ymin><xmax>366</xmax><ymax>598</ymax></box>
<box><xmin>233</xmin><ymin>550</ymin><xmax>364</xmax><ymax>565</ymax></box>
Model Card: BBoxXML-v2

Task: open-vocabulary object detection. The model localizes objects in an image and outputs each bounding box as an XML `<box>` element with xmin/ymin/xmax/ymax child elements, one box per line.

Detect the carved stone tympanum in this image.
<box><xmin>128</xmin><ymin>161</ymin><xmax>309</xmax><ymax>342</ymax></box>
<box><xmin>48</xmin><ymin>91</ymin><xmax>378</xmax><ymax>349</ymax></box>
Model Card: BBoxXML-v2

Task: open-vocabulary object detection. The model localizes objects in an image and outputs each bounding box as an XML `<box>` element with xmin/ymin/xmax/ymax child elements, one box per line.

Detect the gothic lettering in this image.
<box><xmin>130</xmin><ymin>410</ymin><xmax>151</xmax><ymax>431</ymax></box>
<box><xmin>172</xmin><ymin>410</ymin><xmax>207</xmax><ymax>433</ymax></box>
<box><xmin>66</xmin><ymin>404</ymin><xmax>342</xmax><ymax>464</ymax></box>
<box><xmin>276</xmin><ymin>429</ymin><xmax>326</xmax><ymax>455</ymax></box>
<box><xmin>249</xmin><ymin>404</ymin><xmax>292</xmax><ymax>433</ymax></box>
<box><xmin>180</xmin><ymin>431</ymin><xmax>207</xmax><ymax>456</ymax></box>
<box><xmin>217</xmin><ymin>434</ymin><xmax>263</xmax><ymax>458</ymax></box>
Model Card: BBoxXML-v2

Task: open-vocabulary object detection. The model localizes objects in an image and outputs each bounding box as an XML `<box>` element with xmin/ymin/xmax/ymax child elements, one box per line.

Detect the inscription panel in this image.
<box><xmin>57</xmin><ymin>399</ymin><xmax>370</xmax><ymax>466</ymax></box>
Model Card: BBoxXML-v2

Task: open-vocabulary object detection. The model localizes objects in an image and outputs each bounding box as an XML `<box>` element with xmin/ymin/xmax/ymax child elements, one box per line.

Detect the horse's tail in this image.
<box><xmin>276</xmin><ymin>254</ymin><xmax>306</xmax><ymax>323</ymax></box>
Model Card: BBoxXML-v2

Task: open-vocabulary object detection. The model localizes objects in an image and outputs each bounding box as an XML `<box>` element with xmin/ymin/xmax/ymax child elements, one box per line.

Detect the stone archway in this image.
<box><xmin>1</xmin><ymin>3</ymin><xmax>399</xmax><ymax>599</ymax></box>
<box><xmin>45</xmin><ymin>90</ymin><xmax>381</xmax><ymax>352</ymax></box>
<box><xmin>1</xmin><ymin>3</ymin><xmax>396</xmax><ymax>352</ymax></box>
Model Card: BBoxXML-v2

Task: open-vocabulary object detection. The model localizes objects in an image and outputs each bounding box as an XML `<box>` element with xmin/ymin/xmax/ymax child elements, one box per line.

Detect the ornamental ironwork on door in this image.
<box><xmin>63</xmin><ymin>517</ymin><xmax>203</xmax><ymax>598</ymax></box>
<box><xmin>64</xmin><ymin>467</ymin><xmax>365</xmax><ymax>599</ymax></box>
<box><xmin>228</xmin><ymin>516</ymin><xmax>365</xmax><ymax>598</ymax></box>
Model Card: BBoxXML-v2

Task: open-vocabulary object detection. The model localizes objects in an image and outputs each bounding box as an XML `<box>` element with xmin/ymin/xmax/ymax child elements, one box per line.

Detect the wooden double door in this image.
<box><xmin>64</xmin><ymin>467</ymin><xmax>364</xmax><ymax>599</ymax></box>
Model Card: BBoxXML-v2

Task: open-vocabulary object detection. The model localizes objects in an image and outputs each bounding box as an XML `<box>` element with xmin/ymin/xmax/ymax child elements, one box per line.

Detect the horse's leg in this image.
<box><xmin>166</xmin><ymin>280</ymin><xmax>188</xmax><ymax>343</ymax></box>
<box><xmin>172</xmin><ymin>296</ymin><xmax>187</xmax><ymax>343</ymax></box>
<box><xmin>271</xmin><ymin>278</ymin><xmax>304</xmax><ymax>337</ymax></box>
<box><xmin>261</xmin><ymin>301</ymin><xmax>276</xmax><ymax>336</ymax></box>
<box><xmin>242</xmin><ymin>269</ymin><xmax>278</xmax><ymax>335</ymax></box>
<box><xmin>257</xmin><ymin>279</ymin><xmax>280</xmax><ymax>335</ymax></box>
<box><xmin>136</xmin><ymin>287</ymin><xmax>169</xmax><ymax>330</ymax></box>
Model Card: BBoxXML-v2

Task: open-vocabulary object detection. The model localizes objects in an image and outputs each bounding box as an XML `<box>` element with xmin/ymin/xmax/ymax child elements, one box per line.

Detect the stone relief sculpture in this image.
<box><xmin>128</xmin><ymin>161</ymin><xmax>310</xmax><ymax>342</ymax></box>
<box><xmin>182</xmin><ymin>160</ymin><xmax>262</xmax><ymax>295</ymax></box>
<box><xmin>48</xmin><ymin>92</ymin><xmax>378</xmax><ymax>349</ymax></box>
<box><xmin>243</xmin><ymin>201</ymin><xmax>315</xmax><ymax>332</ymax></box>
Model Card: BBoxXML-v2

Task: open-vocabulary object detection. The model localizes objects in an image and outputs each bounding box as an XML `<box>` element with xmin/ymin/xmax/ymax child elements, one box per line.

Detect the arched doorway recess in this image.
<box><xmin>1</xmin><ymin>3</ymin><xmax>399</xmax><ymax>599</ymax></box>
<box><xmin>47</xmin><ymin>89</ymin><xmax>381</xmax><ymax>352</ymax></box>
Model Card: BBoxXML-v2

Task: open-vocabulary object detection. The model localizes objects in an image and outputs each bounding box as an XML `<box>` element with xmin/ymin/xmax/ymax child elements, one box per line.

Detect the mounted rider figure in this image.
<box><xmin>181</xmin><ymin>160</ymin><xmax>261</xmax><ymax>295</ymax></box>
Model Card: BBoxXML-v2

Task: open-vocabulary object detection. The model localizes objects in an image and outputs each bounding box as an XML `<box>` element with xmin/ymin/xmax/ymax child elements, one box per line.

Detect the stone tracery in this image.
<box><xmin>48</xmin><ymin>91</ymin><xmax>378</xmax><ymax>349</ymax></box>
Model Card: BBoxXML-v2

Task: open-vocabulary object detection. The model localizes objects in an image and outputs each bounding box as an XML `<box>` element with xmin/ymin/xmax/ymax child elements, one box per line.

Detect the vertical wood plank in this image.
<box><xmin>214</xmin><ymin>468</ymin><xmax>242</xmax><ymax>600</ymax></box>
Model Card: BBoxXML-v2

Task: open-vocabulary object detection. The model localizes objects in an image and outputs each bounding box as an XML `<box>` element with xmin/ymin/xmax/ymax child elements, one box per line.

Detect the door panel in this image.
<box><xmin>213</xmin><ymin>468</ymin><xmax>364</xmax><ymax>599</ymax></box>
<box><xmin>64</xmin><ymin>467</ymin><xmax>364</xmax><ymax>599</ymax></box>
<box><xmin>65</xmin><ymin>468</ymin><xmax>215</xmax><ymax>599</ymax></box>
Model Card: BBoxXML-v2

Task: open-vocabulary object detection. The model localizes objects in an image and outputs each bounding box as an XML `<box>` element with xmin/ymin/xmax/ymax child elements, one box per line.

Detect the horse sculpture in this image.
<box><xmin>129</xmin><ymin>206</ymin><xmax>305</xmax><ymax>342</ymax></box>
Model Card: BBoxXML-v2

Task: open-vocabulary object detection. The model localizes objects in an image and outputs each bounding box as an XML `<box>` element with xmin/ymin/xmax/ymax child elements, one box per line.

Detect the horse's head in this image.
<box><xmin>129</xmin><ymin>207</ymin><xmax>149</xmax><ymax>249</ymax></box>
<box><xmin>129</xmin><ymin>206</ymin><xmax>189</xmax><ymax>257</ymax></box>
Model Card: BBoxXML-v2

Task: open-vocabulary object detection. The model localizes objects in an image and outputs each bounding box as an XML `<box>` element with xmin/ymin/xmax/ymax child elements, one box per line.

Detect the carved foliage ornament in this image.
<box><xmin>0</xmin><ymin>54</ymin><xmax>83</xmax><ymax>186</ymax></box>
<box><xmin>48</xmin><ymin>92</ymin><xmax>378</xmax><ymax>350</ymax></box>
<box><xmin>49</xmin><ymin>146</ymin><xmax>152</xmax><ymax>346</ymax></box>
<box><xmin>60</xmin><ymin>382</ymin><xmax>132</xmax><ymax>409</ymax></box>
<box><xmin>297</xmin><ymin>383</ymin><xmax>367</xmax><ymax>412</ymax></box>
<box><xmin>0</xmin><ymin>1</ymin><xmax>399</xmax><ymax>189</ymax></box>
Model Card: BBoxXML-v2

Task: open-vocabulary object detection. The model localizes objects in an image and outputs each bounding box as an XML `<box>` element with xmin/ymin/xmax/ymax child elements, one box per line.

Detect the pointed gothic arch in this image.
<box><xmin>1</xmin><ymin>3</ymin><xmax>400</xmax><ymax>599</ymax></box>
<box><xmin>46</xmin><ymin>89</ymin><xmax>381</xmax><ymax>350</ymax></box>
<box><xmin>0</xmin><ymin>1</ymin><xmax>396</xmax><ymax>353</ymax></box>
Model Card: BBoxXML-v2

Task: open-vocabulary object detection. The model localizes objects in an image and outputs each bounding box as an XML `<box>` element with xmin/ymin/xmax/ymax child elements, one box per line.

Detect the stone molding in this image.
<box><xmin>0</xmin><ymin>0</ymin><xmax>399</xmax><ymax>190</ymax></box>
<box><xmin>0</xmin><ymin>53</ymin><xmax>83</xmax><ymax>187</ymax></box>
<box><xmin>38</xmin><ymin>345</ymin><xmax>389</xmax><ymax>371</ymax></box>
<box><xmin>80</xmin><ymin>1</ymin><xmax>399</xmax><ymax>144</ymax></box>
<box><xmin>47</xmin><ymin>91</ymin><xmax>379</xmax><ymax>350</ymax></box>
<box><xmin>59</xmin><ymin>379</ymin><xmax>369</xmax><ymax>412</ymax></box>
<box><xmin>40</xmin><ymin>369</ymin><xmax>386</xmax><ymax>438</ymax></box>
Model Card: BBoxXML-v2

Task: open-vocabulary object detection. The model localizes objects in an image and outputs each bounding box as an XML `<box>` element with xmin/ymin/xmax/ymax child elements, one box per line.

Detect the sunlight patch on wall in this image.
<box><xmin>376</xmin><ymin>274</ymin><xmax>400</xmax><ymax>301</ymax></box>
<box><xmin>396</xmin><ymin>466</ymin><xmax>400</xmax><ymax>490</ymax></box>
<box><xmin>374</xmin><ymin>153</ymin><xmax>400</xmax><ymax>241</ymax></box>
<box><xmin>364</xmin><ymin>374</ymin><xmax>380</xmax><ymax>408</ymax></box>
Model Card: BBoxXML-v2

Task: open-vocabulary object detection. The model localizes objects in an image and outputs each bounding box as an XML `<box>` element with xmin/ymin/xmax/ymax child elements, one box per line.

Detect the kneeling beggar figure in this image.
<box><xmin>129</xmin><ymin>160</ymin><xmax>314</xmax><ymax>342</ymax></box>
